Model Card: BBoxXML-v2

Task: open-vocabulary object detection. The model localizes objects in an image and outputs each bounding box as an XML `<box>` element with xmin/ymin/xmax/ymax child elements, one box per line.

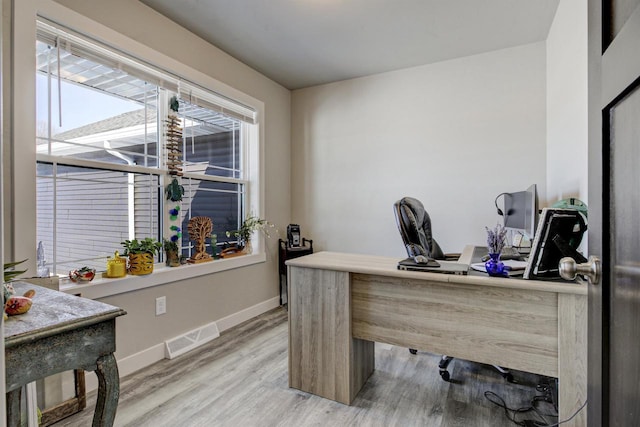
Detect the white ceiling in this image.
<box><xmin>139</xmin><ymin>0</ymin><xmax>560</xmax><ymax>90</ymax></box>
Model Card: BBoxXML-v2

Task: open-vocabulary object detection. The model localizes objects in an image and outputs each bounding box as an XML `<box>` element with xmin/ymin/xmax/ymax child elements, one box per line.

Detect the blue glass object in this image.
<box><xmin>485</xmin><ymin>253</ymin><xmax>507</xmax><ymax>277</ymax></box>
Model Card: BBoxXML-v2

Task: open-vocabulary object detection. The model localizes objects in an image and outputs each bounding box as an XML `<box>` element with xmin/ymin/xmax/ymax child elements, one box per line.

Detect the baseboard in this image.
<box><xmin>84</xmin><ymin>296</ymin><xmax>281</xmax><ymax>392</ymax></box>
<box><xmin>216</xmin><ymin>296</ymin><xmax>280</xmax><ymax>332</ymax></box>
<box><xmin>85</xmin><ymin>343</ymin><xmax>166</xmax><ymax>392</ymax></box>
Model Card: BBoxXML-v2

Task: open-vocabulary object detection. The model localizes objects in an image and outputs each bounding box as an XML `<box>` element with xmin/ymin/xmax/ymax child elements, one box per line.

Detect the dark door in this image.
<box><xmin>589</xmin><ymin>1</ymin><xmax>640</xmax><ymax>425</ymax></box>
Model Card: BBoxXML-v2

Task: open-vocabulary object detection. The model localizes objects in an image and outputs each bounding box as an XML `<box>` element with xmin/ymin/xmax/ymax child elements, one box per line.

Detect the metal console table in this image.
<box><xmin>5</xmin><ymin>282</ymin><xmax>126</xmax><ymax>427</ymax></box>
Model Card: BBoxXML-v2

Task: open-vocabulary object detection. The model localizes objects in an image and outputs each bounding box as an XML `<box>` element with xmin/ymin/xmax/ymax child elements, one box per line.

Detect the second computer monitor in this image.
<box><xmin>523</xmin><ymin>207</ymin><xmax>587</xmax><ymax>280</ymax></box>
<box><xmin>503</xmin><ymin>184</ymin><xmax>538</xmax><ymax>240</ymax></box>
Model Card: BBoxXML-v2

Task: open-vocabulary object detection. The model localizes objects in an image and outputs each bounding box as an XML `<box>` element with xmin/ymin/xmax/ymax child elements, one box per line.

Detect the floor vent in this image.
<box><xmin>165</xmin><ymin>321</ymin><xmax>220</xmax><ymax>359</ymax></box>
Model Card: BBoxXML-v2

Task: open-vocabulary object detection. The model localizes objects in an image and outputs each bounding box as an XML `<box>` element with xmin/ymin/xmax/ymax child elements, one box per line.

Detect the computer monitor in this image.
<box><xmin>502</xmin><ymin>184</ymin><xmax>539</xmax><ymax>240</ymax></box>
<box><xmin>523</xmin><ymin>208</ymin><xmax>587</xmax><ymax>280</ymax></box>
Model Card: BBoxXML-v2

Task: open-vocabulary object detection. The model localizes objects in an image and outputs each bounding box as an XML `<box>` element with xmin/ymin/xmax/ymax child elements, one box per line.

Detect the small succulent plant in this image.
<box><xmin>226</xmin><ymin>215</ymin><xmax>275</xmax><ymax>245</ymax></box>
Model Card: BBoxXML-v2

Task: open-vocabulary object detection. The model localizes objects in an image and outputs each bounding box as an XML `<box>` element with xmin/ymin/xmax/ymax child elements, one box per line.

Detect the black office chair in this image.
<box><xmin>393</xmin><ymin>197</ymin><xmax>513</xmax><ymax>382</ymax></box>
<box><xmin>393</xmin><ymin>197</ymin><xmax>449</xmax><ymax>261</ymax></box>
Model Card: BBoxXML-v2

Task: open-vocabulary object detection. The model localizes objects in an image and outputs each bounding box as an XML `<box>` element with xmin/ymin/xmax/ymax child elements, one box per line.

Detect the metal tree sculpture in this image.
<box><xmin>187</xmin><ymin>216</ymin><xmax>213</xmax><ymax>264</ymax></box>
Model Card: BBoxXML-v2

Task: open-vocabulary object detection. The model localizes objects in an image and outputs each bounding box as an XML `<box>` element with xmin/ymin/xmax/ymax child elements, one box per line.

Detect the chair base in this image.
<box><xmin>408</xmin><ymin>350</ymin><xmax>514</xmax><ymax>383</ymax></box>
<box><xmin>439</xmin><ymin>355</ymin><xmax>453</xmax><ymax>381</ymax></box>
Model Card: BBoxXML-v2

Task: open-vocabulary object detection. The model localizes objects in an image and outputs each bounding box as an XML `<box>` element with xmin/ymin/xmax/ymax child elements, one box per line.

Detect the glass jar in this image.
<box><xmin>106</xmin><ymin>251</ymin><xmax>127</xmax><ymax>278</ymax></box>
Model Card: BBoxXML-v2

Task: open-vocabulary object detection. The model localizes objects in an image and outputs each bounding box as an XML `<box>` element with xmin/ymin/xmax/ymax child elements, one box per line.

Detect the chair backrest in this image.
<box><xmin>393</xmin><ymin>197</ymin><xmax>445</xmax><ymax>260</ymax></box>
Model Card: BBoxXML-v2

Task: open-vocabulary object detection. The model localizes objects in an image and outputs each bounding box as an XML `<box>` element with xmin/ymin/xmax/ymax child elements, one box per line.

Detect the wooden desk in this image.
<box><xmin>287</xmin><ymin>248</ymin><xmax>587</xmax><ymax>426</ymax></box>
<box><xmin>5</xmin><ymin>282</ymin><xmax>126</xmax><ymax>427</ymax></box>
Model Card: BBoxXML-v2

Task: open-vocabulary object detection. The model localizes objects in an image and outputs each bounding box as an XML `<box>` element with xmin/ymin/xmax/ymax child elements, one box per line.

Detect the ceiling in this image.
<box><xmin>139</xmin><ymin>0</ymin><xmax>560</xmax><ymax>90</ymax></box>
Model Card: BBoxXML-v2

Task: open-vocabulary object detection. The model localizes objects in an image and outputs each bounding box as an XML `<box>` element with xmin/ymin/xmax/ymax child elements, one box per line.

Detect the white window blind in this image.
<box><xmin>36</xmin><ymin>19</ymin><xmax>257</xmax><ymax>124</ymax></box>
<box><xmin>178</xmin><ymin>83</ymin><xmax>256</xmax><ymax>124</ymax></box>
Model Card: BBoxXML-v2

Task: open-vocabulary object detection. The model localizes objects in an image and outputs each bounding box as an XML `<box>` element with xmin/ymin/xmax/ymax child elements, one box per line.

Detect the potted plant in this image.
<box><xmin>121</xmin><ymin>238</ymin><xmax>162</xmax><ymax>275</ymax></box>
<box><xmin>4</xmin><ymin>259</ymin><xmax>27</xmax><ymax>284</ymax></box>
<box><xmin>4</xmin><ymin>260</ymin><xmax>31</xmax><ymax>318</ymax></box>
<box><xmin>163</xmin><ymin>238</ymin><xmax>181</xmax><ymax>267</ymax></box>
<box><xmin>484</xmin><ymin>224</ymin><xmax>508</xmax><ymax>277</ymax></box>
<box><xmin>226</xmin><ymin>215</ymin><xmax>274</xmax><ymax>254</ymax></box>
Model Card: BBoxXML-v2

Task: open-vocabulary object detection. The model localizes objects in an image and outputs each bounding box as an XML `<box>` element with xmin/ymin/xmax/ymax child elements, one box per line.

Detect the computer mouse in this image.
<box><xmin>414</xmin><ymin>255</ymin><xmax>440</xmax><ymax>267</ymax></box>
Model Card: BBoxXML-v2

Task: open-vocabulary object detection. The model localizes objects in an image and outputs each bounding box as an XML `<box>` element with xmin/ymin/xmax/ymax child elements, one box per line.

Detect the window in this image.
<box><xmin>35</xmin><ymin>20</ymin><xmax>258</xmax><ymax>275</ymax></box>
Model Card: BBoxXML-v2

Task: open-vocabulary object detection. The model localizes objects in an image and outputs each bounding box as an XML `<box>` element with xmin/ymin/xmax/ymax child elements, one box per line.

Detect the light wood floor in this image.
<box><xmin>55</xmin><ymin>307</ymin><xmax>557</xmax><ymax>427</ymax></box>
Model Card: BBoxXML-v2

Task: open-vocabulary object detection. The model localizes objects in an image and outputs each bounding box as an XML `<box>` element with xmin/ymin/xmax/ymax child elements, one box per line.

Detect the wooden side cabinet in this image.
<box><xmin>278</xmin><ymin>238</ymin><xmax>313</xmax><ymax>306</ymax></box>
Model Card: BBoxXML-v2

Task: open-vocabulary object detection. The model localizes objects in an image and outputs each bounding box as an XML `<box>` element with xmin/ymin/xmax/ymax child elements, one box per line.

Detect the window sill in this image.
<box><xmin>60</xmin><ymin>252</ymin><xmax>266</xmax><ymax>299</ymax></box>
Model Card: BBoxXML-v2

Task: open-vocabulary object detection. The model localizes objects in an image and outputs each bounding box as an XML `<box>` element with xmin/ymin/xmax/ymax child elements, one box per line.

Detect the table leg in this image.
<box><xmin>6</xmin><ymin>388</ymin><xmax>21</xmax><ymax>427</ymax></box>
<box><xmin>92</xmin><ymin>353</ymin><xmax>120</xmax><ymax>427</ymax></box>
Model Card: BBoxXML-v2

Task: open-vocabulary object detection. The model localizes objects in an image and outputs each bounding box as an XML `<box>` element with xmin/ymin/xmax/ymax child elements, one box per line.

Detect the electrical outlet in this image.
<box><xmin>156</xmin><ymin>296</ymin><xmax>167</xmax><ymax>316</ymax></box>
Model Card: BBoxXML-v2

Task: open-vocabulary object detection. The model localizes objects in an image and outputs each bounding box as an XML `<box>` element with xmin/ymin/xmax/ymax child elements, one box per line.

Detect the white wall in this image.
<box><xmin>291</xmin><ymin>43</ymin><xmax>547</xmax><ymax>256</ymax></box>
<box><xmin>546</xmin><ymin>0</ymin><xmax>588</xmax><ymax>205</ymax></box>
